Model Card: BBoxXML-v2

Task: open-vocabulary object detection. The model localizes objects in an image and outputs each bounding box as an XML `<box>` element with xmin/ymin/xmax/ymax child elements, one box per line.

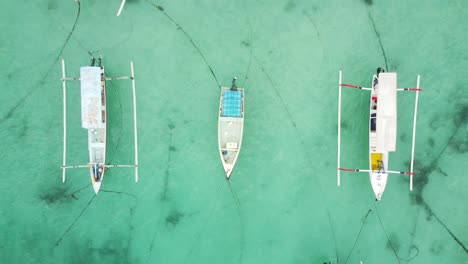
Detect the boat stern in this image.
<box><xmin>370</xmin><ymin>171</ymin><xmax>388</xmax><ymax>200</ymax></box>
<box><xmin>90</xmin><ymin>165</ymin><xmax>105</xmax><ymax>194</ymax></box>
<box><xmin>92</xmin><ymin>181</ymin><xmax>102</xmax><ymax>194</ymax></box>
<box><xmin>223</xmin><ymin>164</ymin><xmax>234</xmax><ymax>179</ymax></box>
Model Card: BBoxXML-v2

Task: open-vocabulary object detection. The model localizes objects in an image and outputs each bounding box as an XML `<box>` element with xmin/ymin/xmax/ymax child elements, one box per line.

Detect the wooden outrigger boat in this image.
<box><xmin>218</xmin><ymin>77</ymin><xmax>244</xmax><ymax>179</ymax></box>
<box><xmin>337</xmin><ymin>68</ymin><xmax>422</xmax><ymax>200</ymax></box>
<box><xmin>61</xmin><ymin>57</ymin><xmax>139</xmax><ymax>194</ymax></box>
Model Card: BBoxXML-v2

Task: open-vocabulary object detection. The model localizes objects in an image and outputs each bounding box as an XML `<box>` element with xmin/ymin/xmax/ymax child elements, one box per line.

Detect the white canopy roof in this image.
<box><xmin>376</xmin><ymin>72</ymin><xmax>397</xmax><ymax>152</ymax></box>
<box><xmin>80</xmin><ymin>67</ymin><xmax>103</xmax><ymax>129</ymax></box>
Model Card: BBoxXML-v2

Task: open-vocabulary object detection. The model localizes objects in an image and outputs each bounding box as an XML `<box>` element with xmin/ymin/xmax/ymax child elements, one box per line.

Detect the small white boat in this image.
<box><xmin>337</xmin><ymin>68</ymin><xmax>422</xmax><ymax>200</ymax></box>
<box><xmin>368</xmin><ymin>71</ymin><xmax>397</xmax><ymax>200</ymax></box>
<box><xmin>80</xmin><ymin>64</ymin><xmax>108</xmax><ymax>193</ymax></box>
<box><xmin>218</xmin><ymin>77</ymin><xmax>244</xmax><ymax>179</ymax></box>
<box><xmin>61</xmin><ymin>57</ymin><xmax>139</xmax><ymax>194</ymax></box>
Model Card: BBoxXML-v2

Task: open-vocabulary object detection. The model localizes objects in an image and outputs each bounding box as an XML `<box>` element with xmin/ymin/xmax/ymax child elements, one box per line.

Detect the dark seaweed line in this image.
<box><xmin>83</xmin><ymin>16</ymin><xmax>133</xmax><ymax>57</ymax></box>
<box><xmin>344</xmin><ymin>202</ymin><xmax>377</xmax><ymax>264</ymax></box>
<box><xmin>416</xmin><ymin>119</ymin><xmax>467</xmax><ymax>253</ymax></box>
<box><xmin>183</xmin><ymin>183</ymin><xmax>226</xmax><ymax>263</ymax></box>
<box><xmin>101</xmin><ymin>189</ymin><xmax>139</xmax><ymax>263</ymax></box>
<box><xmin>101</xmin><ymin>189</ymin><xmax>138</xmax><ymax>203</ymax></box>
<box><xmin>145</xmin><ymin>130</ymin><xmax>173</xmax><ymax>263</ymax></box>
<box><xmin>431</xmin><ymin>120</ymin><xmax>464</xmax><ymax>165</ymax></box>
<box><xmin>55</xmin><ymin>194</ymin><xmax>96</xmax><ymax>247</ymax></box>
<box><xmin>161</xmin><ymin>131</ymin><xmax>173</xmax><ymax>201</ymax></box>
<box><xmin>54</xmin><ymin>0</ymin><xmax>81</xmax><ymax>67</ymax></box>
<box><xmin>423</xmin><ymin>201</ymin><xmax>468</xmax><ymax>253</ymax></box>
<box><xmin>106</xmin><ymin>80</ymin><xmax>124</xmax><ymax>165</ymax></box>
<box><xmin>227</xmin><ymin>181</ymin><xmax>245</xmax><ymax>264</ymax></box>
<box><xmin>375</xmin><ymin>207</ymin><xmax>402</xmax><ymax>264</ymax></box>
<box><xmin>302</xmin><ymin>10</ymin><xmax>322</xmax><ymax>41</ymax></box>
<box><xmin>144</xmin><ymin>207</ymin><xmax>164</xmax><ymax>264</ymax></box>
<box><xmin>241</xmin><ymin>1</ymin><xmax>253</xmax><ymax>88</ymax></box>
<box><xmin>302</xmin><ymin>10</ymin><xmax>326</xmax><ymax>62</ymax></box>
<box><xmin>404</xmin><ymin>208</ymin><xmax>421</xmax><ymax>263</ymax></box>
<box><xmin>385</xmin><ymin>207</ymin><xmax>420</xmax><ymax>263</ymax></box>
<box><xmin>1</xmin><ymin>0</ymin><xmax>81</xmax><ymax>124</ymax></box>
<box><xmin>150</xmin><ymin>3</ymin><xmax>220</xmax><ymax>88</ymax></box>
<box><xmin>344</xmin><ymin>211</ymin><xmax>371</xmax><ymax>264</ymax></box>
<box><xmin>254</xmin><ymin>56</ymin><xmax>297</xmax><ymax>128</ymax></box>
<box><xmin>255</xmin><ymin>56</ymin><xmax>340</xmax><ymax>260</ymax></box>
<box><xmin>70</xmin><ymin>183</ymin><xmax>91</xmax><ymax>200</ymax></box>
<box><xmin>376</xmin><ymin>208</ymin><xmax>421</xmax><ymax>262</ymax></box>
<box><xmin>327</xmin><ymin>211</ymin><xmax>339</xmax><ymax>263</ymax></box>
<box><xmin>367</xmin><ymin>11</ymin><xmax>388</xmax><ymax>71</ymax></box>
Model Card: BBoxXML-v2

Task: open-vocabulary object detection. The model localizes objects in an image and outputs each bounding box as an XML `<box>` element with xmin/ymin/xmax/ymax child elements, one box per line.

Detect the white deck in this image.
<box><xmin>376</xmin><ymin>72</ymin><xmax>397</xmax><ymax>152</ymax></box>
<box><xmin>80</xmin><ymin>67</ymin><xmax>104</xmax><ymax>129</ymax></box>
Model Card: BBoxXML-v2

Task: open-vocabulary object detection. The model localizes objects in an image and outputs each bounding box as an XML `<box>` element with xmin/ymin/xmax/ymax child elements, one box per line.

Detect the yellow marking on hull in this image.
<box><xmin>371</xmin><ymin>153</ymin><xmax>383</xmax><ymax>170</ymax></box>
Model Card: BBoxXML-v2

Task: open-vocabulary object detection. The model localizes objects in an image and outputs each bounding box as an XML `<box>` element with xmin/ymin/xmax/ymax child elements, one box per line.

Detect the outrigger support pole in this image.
<box><xmin>62</xmin><ymin>165</ymin><xmax>89</xmax><ymax>169</ymax></box>
<box><xmin>62</xmin><ymin>164</ymin><xmax>136</xmax><ymax>169</ymax></box>
<box><xmin>409</xmin><ymin>75</ymin><xmax>421</xmax><ymax>191</ymax></box>
<box><xmin>117</xmin><ymin>0</ymin><xmax>127</xmax><ymax>16</ymax></box>
<box><xmin>339</xmin><ymin>83</ymin><xmax>372</xmax><ymax>91</ymax></box>
<box><xmin>105</xmin><ymin>76</ymin><xmax>132</xmax><ymax>81</ymax></box>
<box><xmin>61</xmin><ymin>59</ymin><xmax>67</xmax><ymax>183</ymax></box>
<box><xmin>337</xmin><ymin>71</ymin><xmax>342</xmax><ymax>186</ymax></box>
<box><xmin>339</xmin><ymin>168</ymin><xmax>414</xmax><ymax>175</ymax></box>
<box><xmin>130</xmin><ymin>62</ymin><xmax>139</xmax><ymax>183</ymax></box>
<box><xmin>103</xmin><ymin>164</ymin><xmax>137</xmax><ymax>168</ymax></box>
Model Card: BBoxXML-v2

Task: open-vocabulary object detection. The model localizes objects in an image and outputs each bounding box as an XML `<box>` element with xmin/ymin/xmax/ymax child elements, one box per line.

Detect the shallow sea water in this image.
<box><xmin>0</xmin><ymin>0</ymin><xmax>467</xmax><ymax>263</ymax></box>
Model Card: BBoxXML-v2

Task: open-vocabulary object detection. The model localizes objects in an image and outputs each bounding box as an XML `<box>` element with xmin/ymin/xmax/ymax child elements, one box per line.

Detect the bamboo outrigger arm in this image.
<box><xmin>117</xmin><ymin>0</ymin><xmax>126</xmax><ymax>16</ymax></box>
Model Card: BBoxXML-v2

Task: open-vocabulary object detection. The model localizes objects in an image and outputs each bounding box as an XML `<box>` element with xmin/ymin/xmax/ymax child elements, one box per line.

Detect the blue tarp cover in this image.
<box><xmin>222</xmin><ymin>90</ymin><xmax>242</xmax><ymax>117</ymax></box>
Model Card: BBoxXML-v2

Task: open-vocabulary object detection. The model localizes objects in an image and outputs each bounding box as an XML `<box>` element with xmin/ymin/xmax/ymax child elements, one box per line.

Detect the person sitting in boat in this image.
<box><xmin>97</xmin><ymin>167</ymin><xmax>104</xmax><ymax>181</ymax></box>
<box><xmin>93</xmin><ymin>166</ymin><xmax>98</xmax><ymax>180</ymax></box>
<box><xmin>230</xmin><ymin>77</ymin><xmax>238</xmax><ymax>91</ymax></box>
<box><xmin>93</xmin><ymin>165</ymin><xmax>103</xmax><ymax>181</ymax></box>
<box><xmin>377</xmin><ymin>67</ymin><xmax>385</xmax><ymax>75</ymax></box>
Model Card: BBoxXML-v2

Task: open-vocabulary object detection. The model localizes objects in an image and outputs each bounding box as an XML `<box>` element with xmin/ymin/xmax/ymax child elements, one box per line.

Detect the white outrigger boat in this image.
<box><xmin>61</xmin><ymin>57</ymin><xmax>139</xmax><ymax>194</ymax></box>
<box><xmin>337</xmin><ymin>68</ymin><xmax>422</xmax><ymax>200</ymax></box>
<box><xmin>218</xmin><ymin>77</ymin><xmax>244</xmax><ymax>179</ymax></box>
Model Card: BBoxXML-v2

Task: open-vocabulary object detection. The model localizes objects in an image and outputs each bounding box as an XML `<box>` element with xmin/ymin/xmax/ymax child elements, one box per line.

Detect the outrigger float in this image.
<box><xmin>116</xmin><ymin>0</ymin><xmax>127</xmax><ymax>16</ymax></box>
<box><xmin>337</xmin><ymin>68</ymin><xmax>422</xmax><ymax>200</ymax></box>
<box><xmin>61</xmin><ymin>57</ymin><xmax>139</xmax><ymax>194</ymax></box>
<box><xmin>218</xmin><ymin>77</ymin><xmax>244</xmax><ymax>179</ymax></box>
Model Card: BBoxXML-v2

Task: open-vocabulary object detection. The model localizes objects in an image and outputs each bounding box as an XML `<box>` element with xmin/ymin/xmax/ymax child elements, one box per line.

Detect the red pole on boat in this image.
<box><xmin>339</xmin><ymin>83</ymin><xmax>360</xmax><ymax>89</ymax></box>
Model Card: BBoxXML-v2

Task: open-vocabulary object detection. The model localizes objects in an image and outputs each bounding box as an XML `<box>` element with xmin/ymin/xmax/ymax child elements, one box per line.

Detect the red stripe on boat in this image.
<box><xmin>339</xmin><ymin>168</ymin><xmax>357</xmax><ymax>172</ymax></box>
<box><xmin>340</xmin><ymin>84</ymin><xmax>359</xmax><ymax>89</ymax></box>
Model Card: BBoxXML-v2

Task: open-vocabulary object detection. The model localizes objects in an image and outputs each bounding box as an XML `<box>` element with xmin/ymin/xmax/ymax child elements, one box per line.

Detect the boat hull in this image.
<box><xmin>369</xmin><ymin>74</ymin><xmax>389</xmax><ymax>200</ymax></box>
<box><xmin>370</xmin><ymin>171</ymin><xmax>388</xmax><ymax>201</ymax></box>
<box><xmin>369</xmin><ymin>150</ymin><xmax>388</xmax><ymax>200</ymax></box>
<box><xmin>218</xmin><ymin>87</ymin><xmax>244</xmax><ymax>179</ymax></box>
<box><xmin>88</xmin><ymin>66</ymin><xmax>107</xmax><ymax>194</ymax></box>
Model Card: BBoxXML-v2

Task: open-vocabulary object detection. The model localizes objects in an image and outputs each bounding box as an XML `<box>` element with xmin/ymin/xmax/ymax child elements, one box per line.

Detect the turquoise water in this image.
<box><xmin>0</xmin><ymin>0</ymin><xmax>467</xmax><ymax>263</ymax></box>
